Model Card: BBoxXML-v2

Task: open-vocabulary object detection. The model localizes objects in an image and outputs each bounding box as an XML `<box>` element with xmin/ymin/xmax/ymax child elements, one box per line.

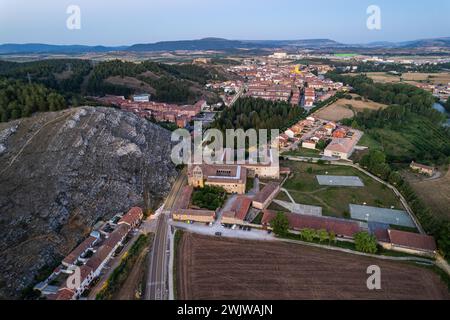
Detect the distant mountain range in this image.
<box><xmin>1</xmin><ymin>37</ymin><xmax>449</xmax><ymax>54</ymax></box>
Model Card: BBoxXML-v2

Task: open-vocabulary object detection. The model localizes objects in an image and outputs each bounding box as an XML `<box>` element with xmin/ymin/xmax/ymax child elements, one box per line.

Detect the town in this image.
<box><xmin>1</xmin><ymin>1</ymin><xmax>450</xmax><ymax>305</ymax></box>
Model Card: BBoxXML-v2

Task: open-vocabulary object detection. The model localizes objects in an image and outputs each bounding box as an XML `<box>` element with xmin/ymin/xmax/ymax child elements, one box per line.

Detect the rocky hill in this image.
<box><xmin>0</xmin><ymin>107</ymin><xmax>178</xmax><ymax>299</ymax></box>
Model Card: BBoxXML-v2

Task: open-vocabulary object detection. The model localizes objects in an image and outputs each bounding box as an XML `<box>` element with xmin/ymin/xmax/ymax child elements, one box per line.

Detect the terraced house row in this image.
<box><xmin>35</xmin><ymin>207</ymin><xmax>144</xmax><ymax>300</ymax></box>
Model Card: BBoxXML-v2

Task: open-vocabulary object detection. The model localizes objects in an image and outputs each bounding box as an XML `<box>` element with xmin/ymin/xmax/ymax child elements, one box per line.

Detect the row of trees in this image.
<box><xmin>328</xmin><ymin>73</ymin><xmax>439</xmax><ymax>119</ymax></box>
<box><xmin>213</xmin><ymin>97</ymin><xmax>305</xmax><ymax>133</ymax></box>
<box><xmin>332</xmin><ymin>72</ymin><xmax>450</xmax><ymax>165</ymax></box>
<box><xmin>270</xmin><ymin>212</ymin><xmax>378</xmax><ymax>254</ymax></box>
<box><xmin>0</xmin><ymin>59</ymin><xmax>92</xmax><ymax>94</ymax></box>
<box><xmin>0</xmin><ymin>78</ymin><xmax>66</xmax><ymax>122</ymax></box>
<box><xmin>445</xmin><ymin>98</ymin><xmax>450</xmax><ymax>113</ymax></box>
<box><xmin>353</xmin><ymin>61</ymin><xmax>448</xmax><ymax>74</ymax></box>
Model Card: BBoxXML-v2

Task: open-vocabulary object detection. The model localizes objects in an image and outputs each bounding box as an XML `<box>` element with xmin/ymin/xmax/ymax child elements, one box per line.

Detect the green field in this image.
<box><xmin>334</xmin><ymin>53</ymin><xmax>358</xmax><ymax>57</ymax></box>
<box><xmin>283</xmin><ymin>147</ymin><xmax>321</xmax><ymax>158</ymax></box>
<box><xmin>357</xmin><ymin>133</ymin><xmax>382</xmax><ymax>150</ymax></box>
<box><xmin>279</xmin><ymin>161</ymin><xmax>403</xmax><ymax>217</ymax></box>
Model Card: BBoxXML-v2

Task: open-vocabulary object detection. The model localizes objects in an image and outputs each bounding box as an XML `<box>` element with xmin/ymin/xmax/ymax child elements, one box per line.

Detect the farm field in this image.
<box><xmin>176</xmin><ymin>233</ymin><xmax>449</xmax><ymax>300</ymax></box>
<box><xmin>278</xmin><ymin>160</ymin><xmax>403</xmax><ymax>217</ymax></box>
<box><xmin>314</xmin><ymin>94</ymin><xmax>387</xmax><ymax>121</ymax></box>
<box><xmin>351</xmin><ymin>72</ymin><xmax>450</xmax><ymax>85</ymax></box>
<box><xmin>402</xmin><ymin>168</ymin><xmax>450</xmax><ymax>220</ymax></box>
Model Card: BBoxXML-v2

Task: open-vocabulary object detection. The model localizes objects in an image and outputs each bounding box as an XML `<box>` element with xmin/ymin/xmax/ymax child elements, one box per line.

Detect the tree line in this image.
<box><xmin>0</xmin><ymin>78</ymin><xmax>66</xmax><ymax>122</ymax></box>
<box><xmin>330</xmin><ymin>72</ymin><xmax>450</xmax><ymax>165</ymax></box>
<box><xmin>213</xmin><ymin>97</ymin><xmax>306</xmax><ymax>133</ymax></box>
<box><xmin>359</xmin><ymin>149</ymin><xmax>450</xmax><ymax>259</ymax></box>
<box><xmin>0</xmin><ymin>59</ymin><xmax>92</xmax><ymax>94</ymax></box>
<box><xmin>86</xmin><ymin>59</ymin><xmax>224</xmax><ymax>103</ymax></box>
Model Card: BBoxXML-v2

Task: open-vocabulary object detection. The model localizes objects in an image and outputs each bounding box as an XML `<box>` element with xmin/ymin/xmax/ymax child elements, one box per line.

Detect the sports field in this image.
<box><xmin>276</xmin><ymin>161</ymin><xmax>403</xmax><ymax>218</ymax></box>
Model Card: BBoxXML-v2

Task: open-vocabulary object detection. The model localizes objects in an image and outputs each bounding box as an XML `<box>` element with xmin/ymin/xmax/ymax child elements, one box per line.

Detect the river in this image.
<box><xmin>432</xmin><ymin>103</ymin><xmax>450</xmax><ymax>127</ymax></box>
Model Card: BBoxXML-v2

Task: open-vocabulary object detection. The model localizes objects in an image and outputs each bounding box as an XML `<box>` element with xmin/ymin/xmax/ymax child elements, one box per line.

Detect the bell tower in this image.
<box><xmin>192</xmin><ymin>166</ymin><xmax>204</xmax><ymax>188</ymax></box>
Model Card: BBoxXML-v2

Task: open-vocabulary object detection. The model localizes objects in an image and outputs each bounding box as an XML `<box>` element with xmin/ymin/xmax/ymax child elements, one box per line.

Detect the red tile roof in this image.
<box><xmin>388</xmin><ymin>230</ymin><xmax>436</xmax><ymax>252</ymax></box>
<box><xmin>253</xmin><ymin>182</ymin><xmax>280</xmax><ymax>204</ymax></box>
<box><xmin>55</xmin><ymin>288</ymin><xmax>75</xmax><ymax>300</ymax></box>
<box><xmin>118</xmin><ymin>207</ymin><xmax>143</xmax><ymax>227</ymax></box>
<box><xmin>79</xmin><ymin>265</ymin><xmax>93</xmax><ymax>283</ymax></box>
<box><xmin>62</xmin><ymin>236</ymin><xmax>97</xmax><ymax>266</ymax></box>
<box><xmin>86</xmin><ymin>245</ymin><xmax>114</xmax><ymax>272</ymax></box>
<box><xmin>103</xmin><ymin>224</ymin><xmax>129</xmax><ymax>250</ymax></box>
<box><xmin>262</xmin><ymin>210</ymin><xmax>362</xmax><ymax>238</ymax></box>
<box><xmin>228</xmin><ymin>196</ymin><xmax>252</xmax><ymax>221</ymax></box>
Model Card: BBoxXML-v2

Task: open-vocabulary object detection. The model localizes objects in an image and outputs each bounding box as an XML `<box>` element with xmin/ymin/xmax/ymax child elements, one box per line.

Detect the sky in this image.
<box><xmin>0</xmin><ymin>0</ymin><xmax>449</xmax><ymax>46</ymax></box>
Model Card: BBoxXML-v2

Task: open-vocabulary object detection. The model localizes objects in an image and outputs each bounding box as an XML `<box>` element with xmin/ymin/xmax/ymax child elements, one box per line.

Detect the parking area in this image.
<box><xmin>169</xmin><ymin>219</ymin><xmax>275</xmax><ymax>241</ymax></box>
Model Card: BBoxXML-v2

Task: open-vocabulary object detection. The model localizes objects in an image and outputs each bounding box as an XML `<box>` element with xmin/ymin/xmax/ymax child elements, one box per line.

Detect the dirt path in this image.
<box><xmin>113</xmin><ymin>247</ymin><xmax>150</xmax><ymax>300</ymax></box>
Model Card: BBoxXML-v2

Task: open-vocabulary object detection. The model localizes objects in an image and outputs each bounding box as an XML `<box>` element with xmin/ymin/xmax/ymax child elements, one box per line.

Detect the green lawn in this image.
<box><xmin>246</xmin><ymin>177</ymin><xmax>255</xmax><ymax>193</ymax></box>
<box><xmin>357</xmin><ymin>133</ymin><xmax>382</xmax><ymax>150</ymax></box>
<box><xmin>279</xmin><ymin>160</ymin><xmax>403</xmax><ymax>218</ymax></box>
<box><xmin>283</xmin><ymin>147</ymin><xmax>321</xmax><ymax>158</ymax></box>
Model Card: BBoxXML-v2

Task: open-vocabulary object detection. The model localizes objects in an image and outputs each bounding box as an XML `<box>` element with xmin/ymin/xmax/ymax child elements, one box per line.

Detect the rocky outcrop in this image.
<box><xmin>0</xmin><ymin>107</ymin><xmax>178</xmax><ymax>298</ymax></box>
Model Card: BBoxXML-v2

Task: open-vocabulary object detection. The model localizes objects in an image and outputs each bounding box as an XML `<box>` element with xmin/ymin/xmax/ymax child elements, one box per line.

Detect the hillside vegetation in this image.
<box><xmin>325</xmin><ymin>72</ymin><xmax>450</xmax><ymax>258</ymax></box>
<box><xmin>213</xmin><ymin>97</ymin><xmax>305</xmax><ymax>132</ymax></box>
<box><xmin>0</xmin><ymin>58</ymin><xmax>229</xmax><ymax>122</ymax></box>
<box><xmin>328</xmin><ymin>73</ymin><xmax>450</xmax><ymax>165</ymax></box>
<box><xmin>0</xmin><ymin>78</ymin><xmax>66</xmax><ymax>122</ymax></box>
<box><xmin>86</xmin><ymin>60</ymin><xmax>225</xmax><ymax>104</ymax></box>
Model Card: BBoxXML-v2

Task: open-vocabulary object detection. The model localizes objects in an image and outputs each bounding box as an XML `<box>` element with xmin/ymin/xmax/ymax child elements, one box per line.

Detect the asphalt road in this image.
<box><xmin>145</xmin><ymin>172</ymin><xmax>186</xmax><ymax>300</ymax></box>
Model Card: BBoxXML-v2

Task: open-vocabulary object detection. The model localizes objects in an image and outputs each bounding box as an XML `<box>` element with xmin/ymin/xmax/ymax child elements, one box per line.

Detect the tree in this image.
<box><xmin>271</xmin><ymin>212</ymin><xmax>290</xmax><ymax>236</ymax></box>
<box><xmin>328</xmin><ymin>231</ymin><xmax>336</xmax><ymax>244</ymax></box>
<box><xmin>445</xmin><ymin>98</ymin><xmax>450</xmax><ymax>113</ymax></box>
<box><xmin>316</xmin><ymin>140</ymin><xmax>329</xmax><ymax>151</ymax></box>
<box><xmin>317</xmin><ymin>229</ymin><xmax>329</xmax><ymax>243</ymax></box>
<box><xmin>300</xmin><ymin>228</ymin><xmax>316</xmax><ymax>242</ymax></box>
<box><xmin>354</xmin><ymin>232</ymin><xmax>378</xmax><ymax>254</ymax></box>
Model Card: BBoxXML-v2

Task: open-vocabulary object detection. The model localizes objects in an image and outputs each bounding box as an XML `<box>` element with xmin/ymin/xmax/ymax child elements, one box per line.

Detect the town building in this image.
<box><xmin>262</xmin><ymin>210</ymin><xmax>364</xmax><ymax>239</ymax></box>
<box><xmin>118</xmin><ymin>207</ymin><xmax>144</xmax><ymax>229</ymax></box>
<box><xmin>132</xmin><ymin>94</ymin><xmax>151</xmax><ymax>103</ymax></box>
<box><xmin>95</xmin><ymin>96</ymin><xmax>204</xmax><ymax>128</ymax></box>
<box><xmin>62</xmin><ymin>234</ymin><xmax>99</xmax><ymax>268</ymax></box>
<box><xmin>252</xmin><ymin>182</ymin><xmax>280</xmax><ymax>210</ymax></box>
<box><xmin>188</xmin><ymin>164</ymin><xmax>247</xmax><ymax>194</ymax></box>
<box><xmin>386</xmin><ymin>229</ymin><xmax>437</xmax><ymax>256</ymax></box>
<box><xmin>410</xmin><ymin>161</ymin><xmax>435</xmax><ymax>176</ymax></box>
<box><xmin>324</xmin><ymin>129</ymin><xmax>362</xmax><ymax>160</ymax></box>
<box><xmin>42</xmin><ymin>206</ymin><xmax>144</xmax><ymax>300</ymax></box>
<box><xmin>302</xmin><ymin>140</ymin><xmax>317</xmax><ymax>150</ymax></box>
<box><xmin>221</xmin><ymin>196</ymin><xmax>252</xmax><ymax>225</ymax></box>
<box><xmin>172</xmin><ymin>209</ymin><xmax>216</xmax><ymax>224</ymax></box>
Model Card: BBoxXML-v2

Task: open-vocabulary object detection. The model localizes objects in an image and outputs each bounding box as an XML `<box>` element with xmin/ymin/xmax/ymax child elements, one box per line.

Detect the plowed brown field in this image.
<box><xmin>177</xmin><ymin>233</ymin><xmax>449</xmax><ymax>300</ymax></box>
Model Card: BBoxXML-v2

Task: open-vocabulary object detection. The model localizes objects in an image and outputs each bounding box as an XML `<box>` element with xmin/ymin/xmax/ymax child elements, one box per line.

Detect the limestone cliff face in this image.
<box><xmin>0</xmin><ymin>107</ymin><xmax>178</xmax><ymax>298</ymax></box>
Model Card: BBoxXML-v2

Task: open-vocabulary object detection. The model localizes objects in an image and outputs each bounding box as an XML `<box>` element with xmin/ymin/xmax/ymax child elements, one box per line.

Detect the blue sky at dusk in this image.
<box><xmin>0</xmin><ymin>0</ymin><xmax>449</xmax><ymax>45</ymax></box>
